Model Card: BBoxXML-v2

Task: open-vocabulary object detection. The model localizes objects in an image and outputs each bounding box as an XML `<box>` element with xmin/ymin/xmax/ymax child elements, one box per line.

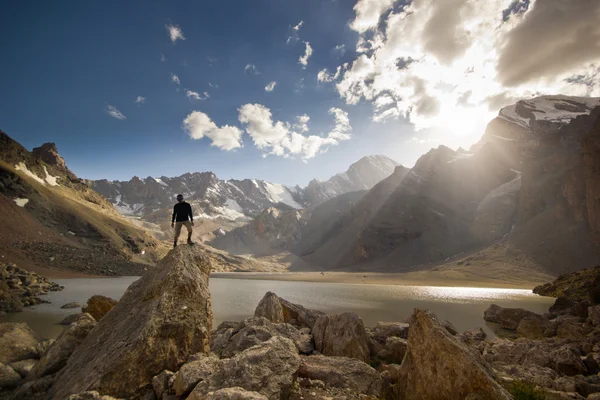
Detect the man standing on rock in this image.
<box><xmin>171</xmin><ymin>194</ymin><xmax>194</xmax><ymax>247</ymax></box>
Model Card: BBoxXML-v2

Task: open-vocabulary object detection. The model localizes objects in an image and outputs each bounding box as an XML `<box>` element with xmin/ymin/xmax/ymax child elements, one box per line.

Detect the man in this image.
<box><xmin>171</xmin><ymin>194</ymin><xmax>194</xmax><ymax>247</ymax></box>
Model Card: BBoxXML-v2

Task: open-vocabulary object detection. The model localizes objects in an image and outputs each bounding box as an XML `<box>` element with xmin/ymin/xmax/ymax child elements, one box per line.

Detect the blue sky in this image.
<box><xmin>1</xmin><ymin>0</ymin><xmax>598</xmax><ymax>185</ymax></box>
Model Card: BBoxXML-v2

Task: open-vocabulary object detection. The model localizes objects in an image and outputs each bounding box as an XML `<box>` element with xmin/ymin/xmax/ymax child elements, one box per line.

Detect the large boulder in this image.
<box><xmin>312</xmin><ymin>313</ymin><xmax>370</xmax><ymax>363</ymax></box>
<box><xmin>297</xmin><ymin>355</ymin><xmax>382</xmax><ymax>396</ymax></box>
<box><xmin>483</xmin><ymin>304</ymin><xmax>542</xmax><ymax>331</ymax></box>
<box><xmin>189</xmin><ymin>336</ymin><xmax>301</xmax><ymax>400</ymax></box>
<box><xmin>50</xmin><ymin>246</ymin><xmax>213</xmax><ymax>399</ymax></box>
<box><xmin>219</xmin><ymin>317</ymin><xmax>313</xmax><ymax>357</ymax></box>
<box><xmin>0</xmin><ymin>322</ymin><xmax>39</xmax><ymax>364</ymax></box>
<box><xmin>172</xmin><ymin>355</ymin><xmax>220</xmax><ymax>396</ymax></box>
<box><xmin>254</xmin><ymin>292</ymin><xmax>325</xmax><ymax>329</ymax></box>
<box><xmin>517</xmin><ymin>314</ymin><xmax>549</xmax><ymax>339</ymax></box>
<box><xmin>26</xmin><ymin>313</ymin><xmax>97</xmax><ymax>380</ymax></box>
<box><xmin>81</xmin><ymin>295</ymin><xmax>118</xmax><ymax>321</ymax></box>
<box><xmin>10</xmin><ymin>358</ymin><xmax>38</xmax><ymax>378</ymax></box>
<box><xmin>394</xmin><ymin>309</ymin><xmax>511</xmax><ymax>400</ymax></box>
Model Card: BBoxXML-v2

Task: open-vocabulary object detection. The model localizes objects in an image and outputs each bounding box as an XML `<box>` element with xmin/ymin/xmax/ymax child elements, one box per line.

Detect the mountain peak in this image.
<box><xmin>32</xmin><ymin>142</ymin><xmax>67</xmax><ymax>170</ymax></box>
<box><xmin>498</xmin><ymin>95</ymin><xmax>600</xmax><ymax>131</ymax></box>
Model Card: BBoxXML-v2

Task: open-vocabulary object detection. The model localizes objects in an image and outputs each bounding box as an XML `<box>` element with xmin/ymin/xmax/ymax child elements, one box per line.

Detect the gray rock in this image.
<box><xmin>459</xmin><ymin>328</ymin><xmax>487</xmax><ymax>345</ymax></box>
<box><xmin>205</xmin><ymin>387</ymin><xmax>269</xmax><ymax>399</ymax></box>
<box><xmin>9</xmin><ymin>373</ymin><xmax>55</xmax><ymax>400</ymax></box>
<box><xmin>152</xmin><ymin>370</ymin><xmax>174</xmax><ymax>399</ymax></box>
<box><xmin>0</xmin><ymin>362</ymin><xmax>21</xmax><ymax>389</ymax></box>
<box><xmin>9</xmin><ymin>358</ymin><xmax>37</xmax><ymax>377</ymax></box>
<box><xmin>483</xmin><ymin>304</ymin><xmax>543</xmax><ymax>331</ymax></box>
<box><xmin>0</xmin><ymin>322</ymin><xmax>39</xmax><ymax>364</ymax></box>
<box><xmin>551</xmin><ymin>345</ymin><xmax>588</xmax><ymax>376</ymax></box>
<box><xmin>66</xmin><ymin>391</ymin><xmax>123</xmax><ymax>399</ymax></box>
<box><xmin>61</xmin><ymin>302</ymin><xmax>81</xmax><ymax>309</ymax></box>
<box><xmin>394</xmin><ymin>309</ymin><xmax>511</xmax><ymax>400</ymax></box>
<box><xmin>189</xmin><ymin>336</ymin><xmax>301</xmax><ymax>400</ymax></box>
<box><xmin>517</xmin><ymin>314</ymin><xmax>549</xmax><ymax>339</ymax></box>
<box><xmin>312</xmin><ymin>313</ymin><xmax>370</xmax><ymax>363</ymax></box>
<box><xmin>49</xmin><ymin>246</ymin><xmax>214</xmax><ymax>399</ymax></box>
<box><xmin>589</xmin><ymin>305</ymin><xmax>600</xmax><ymax>326</ymax></box>
<box><xmin>369</xmin><ymin>322</ymin><xmax>409</xmax><ymax>342</ymax></box>
<box><xmin>220</xmin><ymin>317</ymin><xmax>313</xmax><ymax>358</ymax></box>
<box><xmin>26</xmin><ymin>313</ymin><xmax>97</xmax><ymax>380</ymax></box>
<box><xmin>172</xmin><ymin>355</ymin><xmax>220</xmax><ymax>396</ymax></box>
<box><xmin>379</xmin><ymin>337</ymin><xmax>408</xmax><ymax>364</ymax></box>
<box><xmin>297</xmin><ymin>354</ymin><xmax>383</xmax><ymax>396</ymax></box>
<box><xmin>60</xmin><ymin>313</ymin><xmax>89</xmax><ymax>325</ymax></box>
<box><xmin>81</xmin><ymin>295</ymin><xmax>118</xmax><ymax>321</ymax></box>
<box><xmin>253</xmin><ymin>292</ymin><xmax>325</xmax><ymax>329</ymax></box>
<box><xmin>35</xmin><ymin>339</ymin><xmax>55</xmax><ymax>357</ymax></box>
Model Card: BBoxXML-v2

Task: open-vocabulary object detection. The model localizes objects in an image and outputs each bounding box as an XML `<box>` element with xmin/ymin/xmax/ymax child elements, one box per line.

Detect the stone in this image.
<box><xmin>459</xmin><ymin>328</ymin><xmax>487</xmax><ymax>345</ymax></box>
<box><xmin>517</xmin><ymin>314</ymin><xmax>549</xmax><ymax>339</ymax></box>
<box><xmin>35</xmin><ymin>339</ymin><xmax>55</xmax><ymax>357</ymax></box>
<box><xmin>297</xmin><ymin>354</ymin><xmax>383</xmax><ymax>396</ymax></box>
<box><xmin>394</xmin><ymin>309</ymin><xmax>511</xmax><ymax>400</ymax></box>
<box><xmin>556</xmin><ymin>319</ymin><xmax>591</xmax><ymax>340</ymax></box>
<box><xmin>219</xmin><ymin>317</ymin><xmax>313</xmax><ymax>358</ymax></box>
<box><xmin>382</xmin><ymin>337</ymin><xmax>408</xmax><ymax>364</ymax></box>
<box><xmin>10</xmin><ymin>374</ymin><xmax>55</xmax><ymax>400</ymax></box>
<box><xmin>50</xmin><ymin>246</ymin><xmax>213</xmax><ymax>399</ymax></box>
<box><xmin>493</xmin><ymin>363</ymin><xmax>558</xmax><ymax>390</ymax></box>
<box><xmin>205</xmin><ymin>387</ymin><xmax>269</xmax><ymax>399</ymax></box>
<box><xmin>483</xmin><ymin>304</ymin><xmax>542</xmax><ymax>331</ymax></box>
<box><xmin>551</xmin><ymin>345</ymin><xmax>588</xmax><ymax>376</ymax></box>
<box><xmin>549</xmin><ymin>297</ymin><xmax>590</xmax><ymax>318</ymax></box>
<box><xmin>0</xmin><ymin>322</ymin><xmax>39</xmax><ymax>364</ymax></box>
<box><xmin>0</xmin><ymin>362</ymin><xmax>21</xmax><ymax>389</ymax></box>
<box><xmin>172</xmin><ymin>355</ymin><xmax>220</xmax><ymax>396</ymax></box>
<box><xmin>588</xmin><ymin>305</ymin><xmax>600</xmax><ymax>326</ymax></box>
<box><xmin>66</xmin><ymin>391</ymin><xmax>123</xmax><ymax>399</ymax></box>
<box><xmin>152</xmin><ymin>370</ymin><xmax>174</xmax><ymax>399</ymax></box>
<box><xmin>442</xmin><ymin>320</ymin><xmax>458</xmax><ymax>335</ymax></box>
<box><xmin>61</xmin><ymin>302</ymin><xmax>81</xmax><ymax>309</ymax></box>
<box><xmin>26</xmin><ymin>313</ymin><xmax>97</xmax><ymax>380</ymax></box>
<box><xmin>369</xmin><ymin>322</ymin><xmax>409</xmax><ymax>343</ymax></box>
<box><xmin>81</xmin><ymin>295</ymin><xmax>118</xmax><ymax>321</ymax></box>
<box><xmin>312</xmin><ymin>313</ymin><xmax>370</xmax><ymax>363</ymax></box>
<box><xmin>9</xmin><ymin>358</ymin><xmax>38</xmax><ymax>377</ymax></box>
<box><xmin>189</xmin><ymin>336</ymin><xmax>301</xmax><ymax>400</ymax></box>
<box><xmin>583</xmin><ymin>353</ymin><xmax>600</xmax><ymax>375</ymax></box>
<box><xmin>253</xmin><ymin>292</ymin><xmax>325</xmax><ymax>329</ymax></box>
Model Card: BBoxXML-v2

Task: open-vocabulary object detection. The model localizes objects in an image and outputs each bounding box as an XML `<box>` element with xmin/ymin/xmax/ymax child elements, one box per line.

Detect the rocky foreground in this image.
<box><xmin>0</xmin><ymin>248</ymin><xmax>599</xmax><ymax>399</ymax></box>
<box><xmin>0</xmin><ymin>263</ymin><xmax>63</xmax><ymax>314</ymax></box>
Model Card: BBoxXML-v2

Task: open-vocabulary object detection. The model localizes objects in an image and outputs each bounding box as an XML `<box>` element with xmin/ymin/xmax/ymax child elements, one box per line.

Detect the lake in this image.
<box><xmin>0</xmin><ymin>276</ymin><xmax>554</xmax><ymax>339</ymax></box>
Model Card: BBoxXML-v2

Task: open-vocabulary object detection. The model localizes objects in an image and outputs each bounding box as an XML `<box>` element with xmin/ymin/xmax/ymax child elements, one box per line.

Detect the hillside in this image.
<box><xmin>0</xmin><ymin>131</ymin><xmax>168</xmax><ymax>276</ymax></box>
<box><xmin>211</xmin><ymin>95</ymin><xmax>600</xmax><ymax>277</ymax></box>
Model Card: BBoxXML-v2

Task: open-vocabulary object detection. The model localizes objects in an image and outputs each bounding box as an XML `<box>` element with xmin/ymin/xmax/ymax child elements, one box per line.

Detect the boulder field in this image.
<box><xmin>0</xmin><ymin>249</ymin><xmax>599</xmax><ymax>399</ymax></box>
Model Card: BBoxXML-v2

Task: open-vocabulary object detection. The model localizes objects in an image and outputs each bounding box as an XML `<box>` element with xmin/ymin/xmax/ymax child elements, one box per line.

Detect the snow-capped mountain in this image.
<box><xmin>498</xmin><ymin>95</ymin><xmax>600</xmax><ymax>132</ymax></box>
<box><xmin>90</xmin><ymin>155</ymin><xmax>399</xmax><ymax>222</ymax></box>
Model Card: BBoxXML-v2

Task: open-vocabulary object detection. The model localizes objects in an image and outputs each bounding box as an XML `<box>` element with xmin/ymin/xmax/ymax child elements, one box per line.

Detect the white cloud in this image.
<box><xmin>106</xmin><ymin>105</ymin><xmax>126</xmax><ymax>120</ymax></box>
<box><xmin>135</xmin><ymin>96</ymin><xmax>146</xmax><ymax>104</ymax></box>
<box><xmin>160</xmin><ymin>53</ymin><xmax>166</xmax><ymax>62</ymax></box>
<box><xmin>238</xmin><ymin>104</ymin><xmax>351</xmax><ymax>159</ymax></box>
<box><xmin>183</xmin><ymin>111</ymin><xmax>242</xmax><ymax>151</ymax></box>
<box><xmin>171</xmin><ymin>73</ymin><xmax>180</xmax><ymax>85</ymax></box>
<box><xmin>166</xmin><ymin>24</ymin><xmax>185</xmax><ymax>43</ymax></box>
<box><xmin>333</xmin><ymin>44</ymin><xmax>346</xmax><ymax>57</ymax></box>
<box><xmin>265</xmin><ymin>81</ymin><xmax>277</xmax><ymax>92</ymax></box>
<box><xmin>318</xmin><ymin>66</ymin><xmax>343</xmax><ymax>83</ymax></box>
<box><xmin>244</xmin><ymin>64</ymin><xmax>260</xmax><ymax>75</ymax></box>
<box><xmin>324</xmin><ymin>0</ymin><xmax>600</xmax><ymax>149</ymax></box>
<box><xmin>292</xmin><ymin>20</ymin><xmax>304</xmax><ymax>31</ymax></box>
<box><xmin>298</xmin><ymin>42</ymin><xmax>313</xmax><ymax>68</ymax></box>
<box><xmin>186</xmin><ymin>90</ymin><xmax>209</xmax><ymax>100</ymax></box>
<box><xmin>350</xmin><ymin>0</ymin><xmax>395</xmax><ymax>33</ymax></box>
<box><xmin>209</xmin><ymin>82</ymin><xmax>219</xmax><ymax>89</ymax></box>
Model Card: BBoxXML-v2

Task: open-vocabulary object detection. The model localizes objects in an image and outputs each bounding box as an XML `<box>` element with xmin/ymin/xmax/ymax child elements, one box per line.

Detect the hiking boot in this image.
<box><xmin>187</xmin><ymin>239</ymin><xmax>194</xmax><ymax>245</ymax></box>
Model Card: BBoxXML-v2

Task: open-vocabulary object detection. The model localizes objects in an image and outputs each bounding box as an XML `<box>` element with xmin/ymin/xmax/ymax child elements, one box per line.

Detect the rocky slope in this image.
<box><xmin>0</xmin><ymin>130</ymin><xmax>167</xmax><ymax>276</ymax></box>
<box><xmin>211</xmin><ymin>95</ymin><xmax>600</xmax><ymax>276</ymax></box>
<box><xmin>3</xmin><ymin>249</ymin><xmax>599</xmax><ymax>399</ymax></box>
<box><xmin>89</xmin><ymin>155</ymin><xmax>398</xmax><ymax>233</ymax></box>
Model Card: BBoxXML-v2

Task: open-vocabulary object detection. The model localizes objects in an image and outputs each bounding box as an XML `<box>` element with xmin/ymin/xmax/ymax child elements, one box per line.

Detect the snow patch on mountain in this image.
<box><xmin>15</xmin><ymin>163</ymin><xmax>45</xmax><ymax>185</ymax></box>
<box><xmin>44</xmin><ymin>166</ymin><xmax>59</xmax><ymax>186</ymax></box>
<box><xmin>499</xmin><ymin>95</ymin><xmax>600</xmax><ymax>130</ymax></box>
<box><xmin>263</xmin><ymin>182</ymin><xmax>302</xmax><ymax>208</ymax></box>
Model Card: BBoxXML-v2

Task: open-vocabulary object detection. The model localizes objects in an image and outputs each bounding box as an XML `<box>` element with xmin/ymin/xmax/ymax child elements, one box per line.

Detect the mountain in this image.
<box><xmin>90</xmin><ymin>155</ymin><xmax>399</xmax><ymax>239</ymax></box>
<box><xmin>210</xmin><ymin>95</ymin><xmax>600</xmax><ymax>276</ymax></box>
<box><xmin>0</xmin><ymin>130</ymin><xmax>169</xmax><ymax>276</ymax></box>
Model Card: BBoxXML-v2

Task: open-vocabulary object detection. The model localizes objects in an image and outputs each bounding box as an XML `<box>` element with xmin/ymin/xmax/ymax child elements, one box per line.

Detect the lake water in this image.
<box><xmin>0</xmin><ymin>277</ymin><xmax>554</xmax><ymax>340</ymax></box>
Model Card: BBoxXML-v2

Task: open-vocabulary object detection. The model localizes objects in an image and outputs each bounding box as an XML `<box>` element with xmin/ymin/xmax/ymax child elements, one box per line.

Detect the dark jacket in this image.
<box><xmin>172</xmin><ymin>201</ymin><xmax>193</xmax><ymax>223</ymax></box>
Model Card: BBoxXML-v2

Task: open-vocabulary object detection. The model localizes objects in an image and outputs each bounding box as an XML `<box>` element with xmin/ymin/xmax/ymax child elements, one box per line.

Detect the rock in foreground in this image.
<box><xmin>254</xmin><ymin>291</ymin><xmax>325</xmax><ymax>329</ymax></box>
<box><xmin>394</xmin><ymin>309</ymin><xmax>511</xmax><ymax>400</ymax></box>
<box><xmin>50</xmin><ymin>246</ymin><xmax>213</xmax><ymax>399</ymax></box>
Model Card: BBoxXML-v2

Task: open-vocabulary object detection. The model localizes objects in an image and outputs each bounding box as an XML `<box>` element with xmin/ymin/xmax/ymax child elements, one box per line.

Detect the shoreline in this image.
<box><xmin>210</xmin><ymin>271</ymin><xmax>547</xmax><ymax>290</ymax></box>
